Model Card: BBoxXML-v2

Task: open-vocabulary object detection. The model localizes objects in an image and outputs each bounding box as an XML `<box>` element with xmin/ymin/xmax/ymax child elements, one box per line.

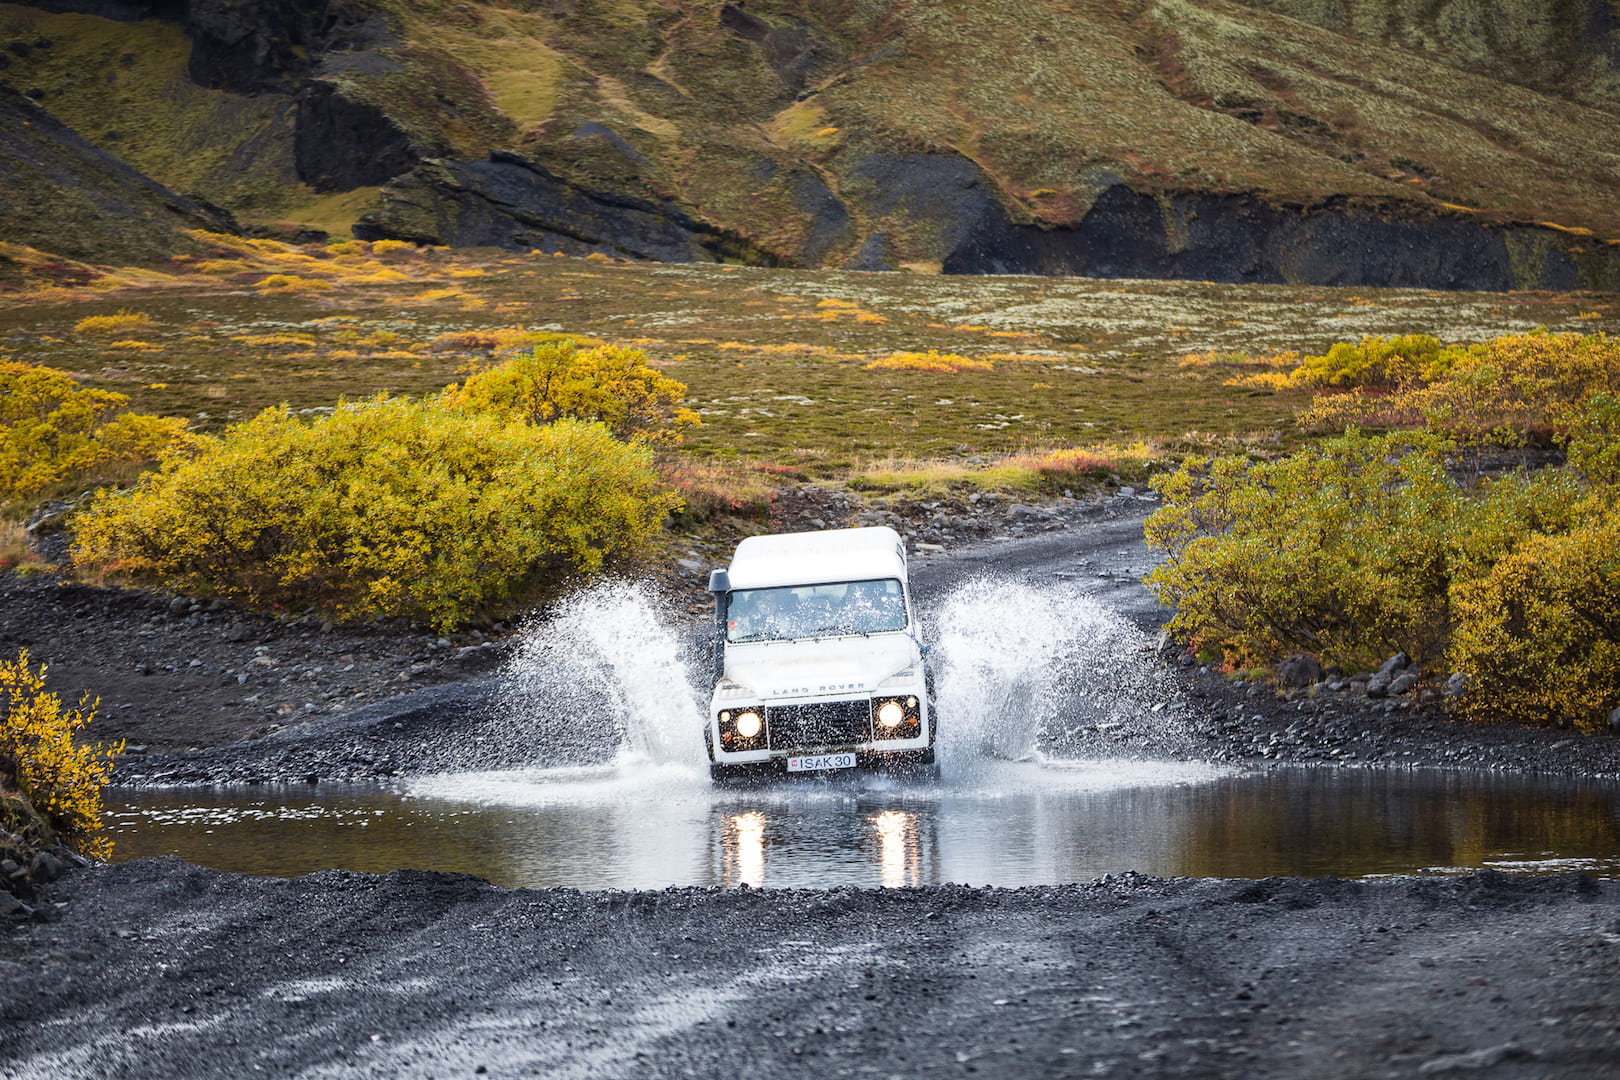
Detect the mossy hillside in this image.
<box><xmin>8</xmin><ymin>0</ymin><xmax>1620</xmax><ymax>255</ymax></box>
<box><xmin>437</xmin><ymin>0</ymin><xmax>1620</xmax><ymax>257</ymax></box>
<box><xmin>1234</xmin><ymin>0</ymin><xmax>1620</xmax><ymax>110</ymax></box>
<box><xmin>0</xmin><ymin>5</ymin><xmax>302</xmax><ymax>215</ymax></box>
<box><xmin>1147</xmin><ymin>0</ymin><xmax>1620</xmax><ymax>237</ymax></box>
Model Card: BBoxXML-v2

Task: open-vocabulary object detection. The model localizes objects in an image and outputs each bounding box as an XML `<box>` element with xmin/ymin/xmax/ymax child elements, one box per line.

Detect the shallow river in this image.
<box><xmin>108</xmin><ymin>760</ymin><xmax>1620</xmax><ymax>889</ymax></box>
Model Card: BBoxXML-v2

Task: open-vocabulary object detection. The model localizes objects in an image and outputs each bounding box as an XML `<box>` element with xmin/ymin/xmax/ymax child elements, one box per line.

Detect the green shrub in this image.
<box><xmin>1144</xmin><ymin>431</ymin><xmax>1463</xmax><ymax>671</ymax></box>
<box><xmin>73</xmin><ymin>398</ymin><xmax>677</xmax><ymax>630</ymax></box>
<box><xmin>445</xmin><ymin>342</ymin><xmax>699</xmax><ymax>445</ymax></box>
<box><xmin>1147</xmin><ymin>396</ymin><xmax>1620</xmax><ymax>728</ymax></box>
<box><xmin>0</xmin><ymin>360</ymin><xmax>192</xmax><ymax>509</ymax></box>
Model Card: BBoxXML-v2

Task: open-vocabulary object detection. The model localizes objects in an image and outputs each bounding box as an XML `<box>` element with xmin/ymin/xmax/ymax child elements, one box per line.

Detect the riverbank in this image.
<box><xmin>3</xmin><ymin>860</ymin><xmax>1616</xmax><ymax>1079</ymax></box>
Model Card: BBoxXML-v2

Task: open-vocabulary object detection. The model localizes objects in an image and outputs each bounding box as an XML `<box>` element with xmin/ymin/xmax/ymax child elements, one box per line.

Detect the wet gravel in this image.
<box><xmin>2</xmin><ymin>861</ymin><xmax>1616</xmax><ymax>1079</ymax></box>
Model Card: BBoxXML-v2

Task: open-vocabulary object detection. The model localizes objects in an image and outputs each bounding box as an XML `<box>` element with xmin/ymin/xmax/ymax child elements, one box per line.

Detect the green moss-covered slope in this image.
<box><xmin>3</xmin><ymin>0</ymin><xmax>1619</xmax><ymax>280</ymax></box>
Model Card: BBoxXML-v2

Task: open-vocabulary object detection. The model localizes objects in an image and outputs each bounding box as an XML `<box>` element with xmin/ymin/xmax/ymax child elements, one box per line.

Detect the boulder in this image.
<box><xmin>1377</xmin><ymin>652</ymin><xmax>1411</xmax><ymax>676</ymax></box>
<box><xmin>1275</xmin><ymin>654</ymin><xmax>1323</xmax><ymax>688</ymax></box>
<box><xmin>1388</xmin><ymin>672</ymin><xmax>1419</xmax><ymax>696</ymax></box>
<box><xmin>30</xmin><ymin>851</ymin><xmax>60</xmax><ymax>883</ymax></box>
<box><xmin>1444</xmin><ymin>672</ymin><xmax>1470</xmax><ymax>698</ymax></box>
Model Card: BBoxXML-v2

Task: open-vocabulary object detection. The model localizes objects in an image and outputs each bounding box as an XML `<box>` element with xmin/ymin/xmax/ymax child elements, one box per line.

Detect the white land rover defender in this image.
<box><xmin>704</xmin><ymin>526</ymin><xmax>936</xmax><ymax>781</ymax></box>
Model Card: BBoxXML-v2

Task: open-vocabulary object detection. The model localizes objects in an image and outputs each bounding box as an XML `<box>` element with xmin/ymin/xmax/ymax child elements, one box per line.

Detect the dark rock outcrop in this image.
<box><xmin>0</xmin><ymin>82</ymin><xmax>234</xmax><ymax>263</ymax></box>
<box><xmin>356</xmin><ymin>150</ymin><xmax>780</xmax><ymax>264</ymax></box>
<box><xmin>294</xmin><ymin>79</ymin><xmax>417</xmax><ymax>191</ymax></box>
<box><xmin>31</xmin><ymin>0</ymin><xmax>390</xmax><ymax>92</ymax></box>
<box><xmin>834</xmin><ymin>153</ymin><xmax>1620</xmax><ymax>289</ymax></box>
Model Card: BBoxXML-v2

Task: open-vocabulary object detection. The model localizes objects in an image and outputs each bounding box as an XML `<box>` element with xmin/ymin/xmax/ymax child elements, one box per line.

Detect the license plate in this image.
<box><xmin>786</xmin><ymin>752</ymin><xmax>857</xmax><ymax>773</ymax></box>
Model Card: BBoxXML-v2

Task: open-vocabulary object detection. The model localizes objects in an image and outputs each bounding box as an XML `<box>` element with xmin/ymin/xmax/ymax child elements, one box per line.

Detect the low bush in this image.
<box><xmin>0</xmin><ymin>651</ymin><xmax>122</xmax><ymax>858</ymax></box>
<box><xmin>852</xmin><ymin>442</ymin><xmax>1162</xmax><ymax>499</ymax></box>
<box><xmin>371</xmin><ymin>239</ymin><xmax>418</xmax><ymax>255</ymax></box>
<box><xmin>1146</xmin><ymin>396</ymin><xmax>1620</xmax><ymax>728</ymax></box>
<box><xmin>0</xmin><ymin>520</ymin><xmax>42</xmax><ymax>573</ymax></box>
<box><xmin>1286</xmin><ymin>334</ymin><xmax>1450</xmax><ymax>389</ymax></box>
<box><xmin>255</xmin><ymin>274</ymin><xmax>333</xmax><ymax>294</ymax></box>
<box><xmin>863</xmin><ymin>350</ymin><xmax>992</xmax><ymax>374</ymax></box>
<box><xmin>661</xmin><ymin>460</ymin><xmax>781</xmax><ymax>523</ymax></box>
<box><xmin>73</xmin><ymin>398</ymin><xmax>676</xmax><ymax>630</ymax></box>
<box><xmin>1028</xmin><ymin>448</ymin><xmax>1121</xmax><ymax>489</ymax></box>
<box><xmin>0</xmin><ymin>361</ymin><xmax>193</xmax><ymax>509</ymax></box>
<box><xmin>1292</xmin><ymin>332</ymin><xmax>1620</xmax><ymax>442</ymax></box>
<box><xmin>445</xmin><ymin>342</ymin><xmax>699</xmax><ymax>445</ymax></box>
<box><xmin>73</xmin><ymin>309</ymin><xmax>158</xmax><ymax>336</ymax></box>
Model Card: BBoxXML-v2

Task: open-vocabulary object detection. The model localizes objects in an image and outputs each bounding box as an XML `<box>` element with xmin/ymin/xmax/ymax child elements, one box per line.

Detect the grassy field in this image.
<box><xmin>2</xmin><ymin>238</ymin><xmax>1616</xmax><ymax>477</ymax></box>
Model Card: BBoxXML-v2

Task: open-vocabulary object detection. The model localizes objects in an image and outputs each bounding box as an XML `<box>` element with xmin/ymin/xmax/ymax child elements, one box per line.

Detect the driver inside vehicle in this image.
<box><xmin>732</xmin><ymin>589</ymin><xmax>802</xmax><ymax>639</ymax></box>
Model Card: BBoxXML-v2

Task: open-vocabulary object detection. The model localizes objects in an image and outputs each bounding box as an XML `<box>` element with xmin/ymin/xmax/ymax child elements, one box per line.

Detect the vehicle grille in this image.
<box><xmin>767</xmin><ymin>699</ymin><xmax>872</xmax><ymax>751</ymax></box>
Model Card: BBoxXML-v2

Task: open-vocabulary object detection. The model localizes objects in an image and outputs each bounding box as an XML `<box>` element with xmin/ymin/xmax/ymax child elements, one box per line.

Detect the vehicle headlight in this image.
<box><xmin>735</xmin><ymin>710</ymin><xmax>763</xmax><ymax>739</ymax></box>
<box><xmin>876</xmin><ymin>700</ymin><xmax>905</xmax><ymax>728</ymax></box>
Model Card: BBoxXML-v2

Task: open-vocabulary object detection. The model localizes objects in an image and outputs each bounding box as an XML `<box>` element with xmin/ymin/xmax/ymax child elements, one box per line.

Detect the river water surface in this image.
<box><xmin>108</xmin><ymin>762</ymin><xmax>1620</xmax><ymax>889</ymax></box>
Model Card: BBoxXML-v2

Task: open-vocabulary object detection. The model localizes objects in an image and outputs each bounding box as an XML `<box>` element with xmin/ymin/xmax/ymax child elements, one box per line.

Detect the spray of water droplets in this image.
<box><xmin>460</xmin><ymin>575</ymin><xmax>1183</xmax><ymax>782</ymax></box>
<box><xmin>488</xmin><ymin>580</ymin><xmax>707</xmax><ymax>772</ymax></box>
<box><xmin>930</xmin><ymin>577</ymin><xmax>1183</xmax><ymax>775</ymax></box>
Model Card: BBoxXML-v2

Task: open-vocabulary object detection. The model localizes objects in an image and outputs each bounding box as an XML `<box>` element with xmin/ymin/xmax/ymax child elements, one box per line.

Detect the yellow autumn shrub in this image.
<box><xmin>0</xmin><ymin>361</ymin><xmax>193</xmax><ymax>508</ymax></box>
<box><xmin>864</xmin><ymin>351</ymin><xmax>992</xmax><ymax>374</ymax></box>
<box><xmin>255</xmin><ymin>274</ymin><xmax>333</xmax><ymax>293</ymax></box>
<box><xmin>1300</xmin><ymin>331</ymin><xmax>1620</xmax><ymax>441</ymax></box>
<box><xmin>73</xmin><ymin>398</ymin><xmax>676</xmax><ymax>630</ymax></box>
<box><xmin>1268</xmin><ymin>334</ymin><xmax>1451</xmax><ymax>390</ymax></box>
<box><xmin>0</xmin><ymin>651</ymin><xmax>122</xmax><ymax>858</ymax></box>
<box><xmin>73</xmin><ymin>309</ymin><xmax>158</xmax><ymax>335</ymax></box>
<box><xmin>1448</xmin><ymin>512</ymin><xmax>1620</xmax><ymax>731</ymax></box>
<box><xmin>444</xmin><ymin>342</ymin><xmax>699</xmax><ymax>445</ymax></box>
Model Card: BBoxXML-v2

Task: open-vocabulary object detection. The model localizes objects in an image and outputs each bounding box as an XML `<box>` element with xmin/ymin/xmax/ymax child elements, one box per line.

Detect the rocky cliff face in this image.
<box><xmin>0</xmin><ymin>81</ymin><xmax>231</xmax><ymax>263</ymax></box>
<box><xmin>4</xmin><ymin>0</ymin><xmax>1620</xmax><ymax>288</ymax></box>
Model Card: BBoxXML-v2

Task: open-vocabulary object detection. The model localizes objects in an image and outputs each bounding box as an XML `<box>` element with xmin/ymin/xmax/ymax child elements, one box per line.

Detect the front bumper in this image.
<box><xmin>710</xmin><ymin>747</ymin><xmax>935</xmax><ymax>782</ymax></box>
<box><xmin>709</xmin><ymin>694</ymin><xmax>931</xmax><ymax>763</ymax></box>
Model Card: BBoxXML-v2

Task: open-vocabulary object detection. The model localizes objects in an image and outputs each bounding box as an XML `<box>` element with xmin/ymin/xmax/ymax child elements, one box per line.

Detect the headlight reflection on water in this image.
<box><xmin>724</xmin><ymin>810</ymin><xmax>768</xmax><ymax>888</ymax></box>
<box><xmin>871</xmin><ymin>809</ymin><xmax>921</xmax><ymax>888</ymax></box>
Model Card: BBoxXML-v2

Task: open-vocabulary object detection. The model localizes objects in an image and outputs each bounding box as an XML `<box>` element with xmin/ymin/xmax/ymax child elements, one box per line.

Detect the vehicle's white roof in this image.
<box><xmin>727</xmin><ymin>526</ymin><xmax>907</xmax><ymax>590</ymax></box>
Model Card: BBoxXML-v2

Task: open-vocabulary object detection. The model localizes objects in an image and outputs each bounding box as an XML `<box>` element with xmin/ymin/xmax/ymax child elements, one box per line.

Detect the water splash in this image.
<box><xmin>469</xmin><ymin>575</ymin><xmax>1181</xmax><ymax>782</ymax></box>
<box><xmin>492</xmin><ymin>580</ymin><xmax>706</xmax><ymax>771</ymax></box>
<box><xmin>930</xmin><ymin>577</ymin><xmax>1181</xmax><ymax>774</ymax></box>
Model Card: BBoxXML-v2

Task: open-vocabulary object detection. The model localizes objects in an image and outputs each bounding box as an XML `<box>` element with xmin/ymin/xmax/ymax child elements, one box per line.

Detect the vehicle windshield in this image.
<box><xmin>725</xmin><ymin>578</ymin><xmax>908</xmax><ymax>642</ymax></box>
